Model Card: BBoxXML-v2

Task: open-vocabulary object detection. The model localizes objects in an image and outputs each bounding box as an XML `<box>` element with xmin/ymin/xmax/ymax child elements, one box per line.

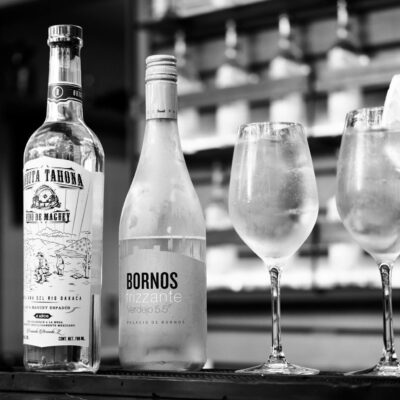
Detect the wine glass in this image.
<box><xmin>229</xmin><ymin>122</ymin><xmax>319</xmax><ymax>375</ymax></box>
<box><xmin>336</xmin><ymin>107</ymin><xmax>400</xmax><ymax>376</ymax></box>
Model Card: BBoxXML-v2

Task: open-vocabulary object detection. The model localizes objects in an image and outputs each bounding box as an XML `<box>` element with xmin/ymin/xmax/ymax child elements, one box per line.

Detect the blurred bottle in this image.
<box><xmin>326</xmin><ymin>195</ymin><xmax>362</xmax><ymax>286</ymax></box>
<box><xmin>267</xmin><ymin>14</ymin><xmax>309</xmax><ymax>126</ymax></box>
<box><xmin>3</xmin><ymin>41</ymin><xmax>36</xmax><ymax>97</ymax></box>
<box><xmin>215</xmin><ymin>20</ymin><xmax>250</xmax><ymax>139</ymax></box>
<box><xmin>327</xmin><ymin>0</ymin><xmax>368</xmax><ymax>132</ymax></box>
<box><xmin>175</xmin><ymin>30</ymin><xmax>203</xmax><ymax>139</ymax></box>
<box><xmin>152</xmin><ymin>0</ymin><xmax>177</xmax><ymax>20</ymax></box>
<box><xmin>205</xmin><ymin>163</ymin><xmax>231</xmax><ymax>230</ymax></box>
<box><xmin>205</xmin><ymin>163</ymin><xmax>238</xmax><ymax>289</ymax></box>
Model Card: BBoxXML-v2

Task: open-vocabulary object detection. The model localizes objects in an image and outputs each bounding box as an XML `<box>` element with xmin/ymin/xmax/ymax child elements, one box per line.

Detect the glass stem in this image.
<box><xmin>379</xmin><ymin>262</ymin><xmax>398</xmax><ymax>364</ymax></box>
<box><xmin>269</xmin><ymin>266</ymin><xmax>285</xmax><ymax>362</ymax></box>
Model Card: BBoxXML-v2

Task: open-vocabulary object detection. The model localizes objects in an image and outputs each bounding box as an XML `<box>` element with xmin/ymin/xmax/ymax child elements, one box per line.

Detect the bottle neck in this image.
<box><xmin>336</xmin><ymin>0</ymin><xmax>351</xmax><ymax>42</ymax></box>
<box><xmin>145</xmin><ymin>79</ymin><xmax>177</xmax><ymax>120</ymax></box>
<box><xmin>143</xmin><ymin>79</ymin><xmax>182</xmax><ymax>160</ymax></box>
<box><xmin>225</xmin><ymin>21</ymin><xmax>238</xmax><ymax>62</ymax></box>
<box><xmin>175</xmin><ymin>30</ymin><xmax>187</xmax><ymax>69</ymax></box>
<box><xmin>46</xmin><ymin>44</ymin><xmax>83</xmax><ymax>122</ymax></box>
<box><xmin>278</xmin><ymin>14</ymin><xmax>291</xmax><ymax>51</ymax></box>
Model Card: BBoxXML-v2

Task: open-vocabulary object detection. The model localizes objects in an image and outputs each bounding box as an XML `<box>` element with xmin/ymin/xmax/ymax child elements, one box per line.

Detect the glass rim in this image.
<box><xmin>239</xmin><ymin>121</ymin><xmax>303</xmax><ymax>131</ymax></box>
<box><xmin>346</xmin><ymin>106</ymin><xmax>383</xmax><ymax>118</ymax></box>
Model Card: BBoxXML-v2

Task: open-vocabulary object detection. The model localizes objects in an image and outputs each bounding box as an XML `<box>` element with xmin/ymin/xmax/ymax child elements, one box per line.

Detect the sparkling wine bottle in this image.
<box><xmin>23</xmin><ymin>25</ymin><xmax>104</xmax><ymax>372</ymax></box>
<box><xmin>119</xmin><ymin>55</ymin><xmax>207</xmax><ymax>371</ymax></box>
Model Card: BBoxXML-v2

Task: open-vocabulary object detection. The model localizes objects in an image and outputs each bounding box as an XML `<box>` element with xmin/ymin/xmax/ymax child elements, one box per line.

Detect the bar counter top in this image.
<box><xmin>1</xmin><ymin>368</ymin><xmax>400</xmax><ymax>400</ymax></box>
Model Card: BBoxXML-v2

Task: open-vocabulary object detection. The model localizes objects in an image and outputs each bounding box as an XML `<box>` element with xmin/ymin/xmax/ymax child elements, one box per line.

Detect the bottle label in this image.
<box><xmin>119</xmin><ymin>247</ymin><xmax>207</xmax><ymax>354</ymax></box>
<box><xmin>23</xmin><ymin>157</ymin><xmax>96</xmax><ymax>348</ymax></box>
<box><xmin>48</xmin><ymin>83</ymin><xmax>83</xmax><ymax>104</ymax></box>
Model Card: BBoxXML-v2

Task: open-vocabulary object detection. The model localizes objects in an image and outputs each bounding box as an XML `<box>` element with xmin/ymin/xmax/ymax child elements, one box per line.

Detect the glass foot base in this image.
<box><xmin>236</xmin><ymin>361</ymin><xmax>319</xmax><ymax>376</ymax></box>
<box><xmin>346</xmin><ymin>361</ymin><xmax>400</xmax><ymax>377</ymax></box>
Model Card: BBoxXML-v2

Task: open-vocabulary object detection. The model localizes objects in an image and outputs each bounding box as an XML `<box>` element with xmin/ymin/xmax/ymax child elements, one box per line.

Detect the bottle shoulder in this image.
<box><xmin>119</xmin><ymin>170</ymin><xmax>206</xmax><ymax>239</ymax></box>
<box><xmin>24</xmin><ymin>120</ymin><xmax>105</xmax><ymax>172</ymax></box>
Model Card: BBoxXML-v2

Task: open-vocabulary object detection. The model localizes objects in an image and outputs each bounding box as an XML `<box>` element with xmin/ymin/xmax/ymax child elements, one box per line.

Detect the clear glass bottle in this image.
<box><xmin>23</xmin><ymin>25</ymin><xmax>104</xmax><ymax>372</ymax></box>
<box><xmin>119</xmin><ymin>55</ymin><xmax>207</xmax><ymax>371</ymax></box>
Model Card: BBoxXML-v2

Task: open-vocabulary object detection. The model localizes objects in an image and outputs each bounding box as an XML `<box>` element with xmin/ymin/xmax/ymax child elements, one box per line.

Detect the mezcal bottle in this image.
<box><xmin>119</xmin><ymin>55</ymin><xmax>207</xmax><ymax>371</ymax></box>
<box><xmin>23</xmin><ymin>25</ymin><xmax>104</xmax><ymax>372</ymax></box>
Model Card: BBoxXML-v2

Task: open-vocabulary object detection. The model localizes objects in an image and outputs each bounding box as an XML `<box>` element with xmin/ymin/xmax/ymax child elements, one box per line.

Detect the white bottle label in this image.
<box><xmin>23</xmin><ymin>156</ymin><xmax>97</xmax><ymax>348</ymax></box>
<box><xmin>119</xmin><ymin>248</ymin><xmax>207</xmax><ymax>357</ymax></box>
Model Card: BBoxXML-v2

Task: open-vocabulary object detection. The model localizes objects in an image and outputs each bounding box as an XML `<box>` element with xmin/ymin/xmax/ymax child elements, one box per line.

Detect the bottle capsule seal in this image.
<box><xmin>146</xmin><ymin>55</ymin><xmax>177</xmax><ymax>83</ymax></box>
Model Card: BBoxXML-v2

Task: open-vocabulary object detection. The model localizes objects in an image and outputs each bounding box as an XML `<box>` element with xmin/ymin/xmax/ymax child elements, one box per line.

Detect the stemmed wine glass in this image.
<box><xmin>229</xmin><ymin>122</ymin><xmax>319</xmax><ymax>375</ymax></box>
<box><xmin>336</xmin><ymin>107</ymin><xmax>400</xmax><ymax>376</ymax></box>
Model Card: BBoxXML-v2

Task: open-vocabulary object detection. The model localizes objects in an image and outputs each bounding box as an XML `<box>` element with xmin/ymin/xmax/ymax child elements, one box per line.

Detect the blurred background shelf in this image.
<box><xmin>316</xmin><ymin>59</ymin><xmax>400</xmax><ymax>92</ymax></box>
<box><xmin>179</xmin><ymin>76</ymin><xmax>309</xmax><ymax>109</ymax></box>
<box><xmin>177</xmin><ymin>59</ymin><xmax>400</xmax><ymax>110</ymax></box>
<box><xmin>207</xmin><ymin>219</ymin><xmax>348</xmax><ymax>247</ymax></box>
<box><xmin>183</xmin><ymin>135</ymin><xmax>340</xmax><ymax>185</ymax></box>
<box><xmin>138</xmin><ymin>0</ymin><xmax>400</xmax><ymax>44</ymax></box>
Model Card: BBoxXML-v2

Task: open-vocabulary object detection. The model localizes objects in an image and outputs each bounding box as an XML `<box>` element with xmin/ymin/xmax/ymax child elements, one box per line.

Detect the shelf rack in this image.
<box><xmin>179</xmin><ymin>76</ymin><xmax>309</xmax><ymax>109</ymax></box>
<box><xmin>184</xmin><ymin>134</ymin><xmax>341</xmax><ymax>174</ymax></box>
<box><xmin>137</xmin><ymin>0</ymin><xmax>400</xmax><ymax>45</ymax></box>
<box><xmin>131</xmin><ymin>0</ymin><xmax>400</xmax><ymax>164</ymax></box>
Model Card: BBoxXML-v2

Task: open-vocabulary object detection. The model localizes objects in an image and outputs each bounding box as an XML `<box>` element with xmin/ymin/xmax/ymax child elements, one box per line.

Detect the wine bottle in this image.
<box><xmin>23</xmin><ymin>25</ymin><xmax>104</xmax><ymax>372</ymax></box>
<box><xmin>119</xmin><ymin>55</ymin><xmax>207</xmax><ymax>371</ymax></box>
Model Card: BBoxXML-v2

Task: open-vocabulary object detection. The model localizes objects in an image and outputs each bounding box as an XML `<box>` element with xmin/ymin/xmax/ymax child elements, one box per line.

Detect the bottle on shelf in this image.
<box><xmin>205</xmin><ymin>162</ymin><xmax>238</xmax><ymax>290</ymax></box>
<box><xmin>215</xmin><ymin>20</ymin><xmax>250</xmax><ymax>140</ymax></box>
<box><xmin>174</xmin><ymin>30</ymin><xmax>203</xmax><ymax>140</ymax></box>
<box><xmin>205</xmin><ymin>162</ymin><xmax>231</xmax><ymax>231</ymax></box>
<box><xmin>325</xmin><ymin>195</ymin><xmax>362</xmax><ymax>287</ymax></box>
<box><xmin>326</xmin><ymin>0</ymin><xmax>369</xmax><ymax>133</ymax></box>
<box><xmin>119</xmin><ymin>55</ymin><xmax>207</xmax><ymax>371</ymax></box>
<box><xmin>211</xmin><ymin>0</ymin><xmax>236</xmax><ymax>10</ymax></box>
<box><xmin>267</xmin><ymin>13</ymin><xmax>309</xmax><ymax>126</ymax></box>
<box><xmin>152</xmin><ymin>0</ymin><xmax>177</xmax><ymax>20</ymax></box>
<box><xmin>23</xmin><ymin>25</ymin><xmax>104</xmax><ymax>372</ymax></box>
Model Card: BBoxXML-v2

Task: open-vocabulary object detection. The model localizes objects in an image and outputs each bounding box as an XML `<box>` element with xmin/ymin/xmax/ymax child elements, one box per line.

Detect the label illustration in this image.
<box><xmin>48</xmin><ymin>83</ymin><xmax>83</xmax><ymax>104</ymax></box>
<box><xmin>23</xmin><ymin>157</ymin><xmax>94</xmax><ymax>347</ymax></box>
<box><xmin>119</xmin><ymin>247</ymin><xmax>207</xmax><ymax>345</ymax></box>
